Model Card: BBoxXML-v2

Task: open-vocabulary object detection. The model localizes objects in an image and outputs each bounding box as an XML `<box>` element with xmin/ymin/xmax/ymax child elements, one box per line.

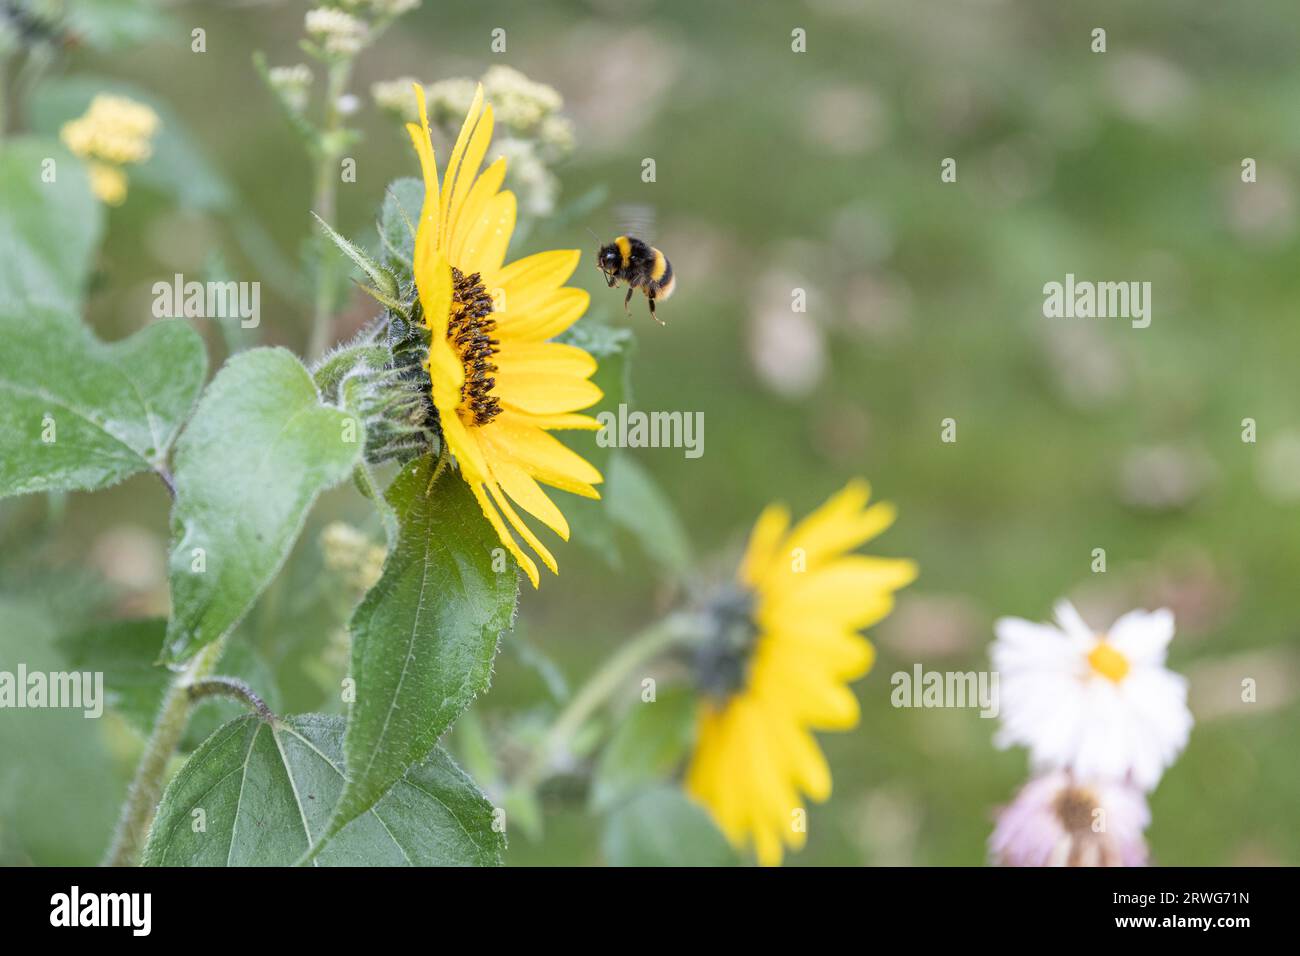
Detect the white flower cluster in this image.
<box><xmin>480</xmin><ymin>65</ymin><xmax>563</xmax><ymax>134</ymax></box>
<box><xmin>267</xmin><ymin>64</ymin><xmax>314</xmax><ymax>113</ymax></box>
<box><xmin>490</xmin><ymin>137</ymin><xmax>559</xmax><ymax>218</ymax></box>
<box><xmin>370</xmin><ymin>76</ymin><xmax>425</xmax><ymax>122</ymax></box>
<box><xmin>305</xmin><ymin>7</ymin><xmax>369</xmax><ymax>57</ymax></box>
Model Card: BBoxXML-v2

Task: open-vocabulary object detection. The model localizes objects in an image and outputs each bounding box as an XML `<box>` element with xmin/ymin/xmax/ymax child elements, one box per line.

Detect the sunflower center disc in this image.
<box><xmin>449</xmin><ymin>267</ymin><xmax>502</xmax><ymax>426</ymax></box>
<box><xmin>695</xmin><ymin>586</ymin><xmax>760</xmax><ymax>701</ymax></box>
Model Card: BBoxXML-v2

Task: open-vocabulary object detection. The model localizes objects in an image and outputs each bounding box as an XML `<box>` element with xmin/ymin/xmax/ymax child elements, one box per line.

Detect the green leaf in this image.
<box><xmin>376</xmin><ymin>177</ymin><xmax>423</xmax><ymax>281</ymax></box>
<box><xmin>591</xmin><ymin>686</ymin><xmax>696</xmax><ymax>812</ymax></box>
<box><xmin>0</xmin><ymin>306</ymin><xmax>206</xmax><ymax>499</ymax></box>
<box><xmin>0</xmin><ymin>137</ymin><xmax>103</xmax><ymax>311</ymax></box>
<box><xmin>606</xmin><ymin>453</ymin><xmax>693</xmax><ymax>576</ymax></box>
<box><xmin>55</xmin><ymin>618</ymin><xmax>170</xmax><ymax>736</ymax></box>
<box><xmin>602</xmin><ymin>786</ymin><xmax>738</xmax><ymax>867</ymax></box>
<box><xmin>326</xmin><ymin>455</ymin><xmax>518</xmax><ymax>839</ymax></box>
<box><xmin>163</xmin><ymin>348</ymin><xmax>362</xmax><ymax>663</ymax></box>
<box><xmin>141</xmin><ymin>714</ymin><xmax>504</xmax><ymax>866</ymax></box>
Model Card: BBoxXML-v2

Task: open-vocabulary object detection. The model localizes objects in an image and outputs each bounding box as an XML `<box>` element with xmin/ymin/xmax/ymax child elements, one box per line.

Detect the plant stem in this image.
<box><xmin>189</xmin><ymin>677</ymin><xmax>276</xmax><ymax>722</ymax></box>
<box><xmin>513</xmin><ymin>613</ymin><xmax>703</xmax><ymax>793</ymax></box>
<box><xmin>306</xmin><ymin>58</ymin><xmax>355</xmax><ymax>362</ymax></box>
<box><xmin>101</xmin><ymin>637</ymin><xmax>228</xmax><ymax>867</ymax></box>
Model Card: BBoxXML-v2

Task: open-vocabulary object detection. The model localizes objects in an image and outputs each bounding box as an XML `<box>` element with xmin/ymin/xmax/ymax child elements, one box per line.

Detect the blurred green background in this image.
<box><xmin>2</xmin><ymin>0</ymin><xmax>1298</xmax><ymax>865</ymax></box>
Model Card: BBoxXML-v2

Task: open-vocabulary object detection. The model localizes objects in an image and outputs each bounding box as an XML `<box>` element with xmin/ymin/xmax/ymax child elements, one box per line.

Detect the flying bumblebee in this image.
<box><xmin>596</xmin><ymin>235</ymin><xmax>675</xmax><ymax>324</ymax></box>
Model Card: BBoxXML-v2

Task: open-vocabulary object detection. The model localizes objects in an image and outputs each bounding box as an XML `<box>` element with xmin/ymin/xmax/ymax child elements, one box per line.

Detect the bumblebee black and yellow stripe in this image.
<box><xmin>650</xmin><ymin>247</ymin><xmax>668</xmax><ymax>281</ymax></box>
<box><xmin>654</xmin><ymin>252</ymin><xmax>675</xmax><ymax>299</ymax></box>
<box><xmin>615</xmin><ymin>235</ymin><xmax>632</xmax><ymax>269</ymax></box>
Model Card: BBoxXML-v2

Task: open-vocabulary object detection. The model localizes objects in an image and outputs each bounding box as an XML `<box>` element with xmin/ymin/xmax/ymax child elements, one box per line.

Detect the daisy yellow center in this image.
<box><xmin>1087</xmin><ymin>639</ymin><xmax>1129</xmax><ymax>683</ymax></box>
<box><xmin>448</xmin><ymin>267</ymin><xmax>502</xmax><ymax>426</ymax></box>
<box><xmin>694</xmin><ymin>586</ymin><xmax>760</xmax><ymax>701</ymax></box>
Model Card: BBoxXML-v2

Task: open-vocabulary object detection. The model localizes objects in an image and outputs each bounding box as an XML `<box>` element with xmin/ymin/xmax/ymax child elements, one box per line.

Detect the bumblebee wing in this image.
<box><xmin>613</xmin><ymin>202</ymin><xmax>657</xmax><ymax>247</ymax></box>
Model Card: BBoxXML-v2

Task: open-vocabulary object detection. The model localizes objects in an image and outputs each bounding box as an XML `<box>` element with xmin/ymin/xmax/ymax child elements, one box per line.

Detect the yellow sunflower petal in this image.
<box><xmin>768</xmin><ymin>620</ymin><xmax>877</xmax><ymax>681</ymax></box>
<box><xmin>495</xmin><ymin>249</ymin><xmax>581</xmax><ymax>307</ymax></box>
<box><xmin>417</xmin><ymin>256</ymin><xmax>462</xmax><ymax>394</ymax></box>
<box><xmin>735</xmin><ymin>699</ymin><xmax>798</xmax><ymax>866</ymax></box>
<box><xmin>497</xmin><ymin>287</ymin><xmax>591</xmax><ymax>343</ymax></box>
<box><xmin>405</xmin><ymin>85</ymin><xmax>442</xmax><ymax>274</ymax></box>
<box><xmin>685</xmin><ymin>706</ymin><xmax>724</xmax><ymax>804</ymax></box>
<box><xmin>758</xmin><ymin>706</ymin><xmax>832</xmax><ymax>803</ymax></box>
<box><xmin>439</xmin><ymin>409</ymin><xmax>490</xmax><ymax>477</ymax></box>
<box><xmin>447</xmin><ymin>157</ymin><xmax>507</xmax><ymax>265</ymax></box>
<box><xmin>484</xmin><ymin>413</ymin><xmax>603</xmax><ymax>496</ymax></box>
<box><xmin>439</xmin><ymin>85</ymin><xmax>489</xmax><ymax>246</ymax></box>
<box><xmin>762</xmin><ymin>587</ymin><xmax>898</xmax><ymax>634</ymax></box>
<box><xmin>751</xmin><ymin>641</ymin><xmax>861</xmax><ymax>729</ymax></box>
<box><xmin>706</xmin><ymin>705</ymin><xmax>751</xmax><ymax>846</ymax></box>
<box><xmin>465</xmin><ymin>474</ymin><xmax>539</xmax><ymax>589</ymax></box>
<box><xmin>520</xmin><ymin>412</ymin><xmax>603</xmax><ymax>430</ymax></box>
<box><xmin>772</xmin><ymin>555</ymin><xmax>918</xmax><ymax>604</ymax></box>
<box><xmin>777</xmin><ymin>479</ymin><xmax>901</xmax><ymax>573</ymax></box>
<box><xmin>485</xmin><ymin>478</ymin><xmax>558</xmax><ymax>575</ymax></box>
<box><xmin>449</xmin><ymin>158</ymin><xmax>504</xmax><ymax>257</ymax></box>
<box><xmin>495</xmin><ymin>342</ymin><xmax>598</xmax><ymax>378</ymax></box>
<box><xmin>454</xmin><ymin>190</ymin><xmax>516</xmax><ymax>283</ymax></box>
<box><xmin>738</xmin><ymin>502</ymin><xmax>791</xmax><ymax>588</ymax></box>
<box><xmin>496</xmin><ymin>372</ymin><xmax>604</xmax><ymax>416</ymax></box>
<box><xmin>490</xmin><ymin>456</ymin><xmax>570</xmax><ymax>541</ymax></box>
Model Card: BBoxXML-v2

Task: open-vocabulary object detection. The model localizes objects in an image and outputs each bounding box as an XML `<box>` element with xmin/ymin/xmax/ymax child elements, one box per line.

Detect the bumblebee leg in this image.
<box><xmin>648</xmin><ymin>290</ymin><xmax>664</xmax><ymax>326</ymax></box>
<box><xmin>623</xmin><ymin>286</ymin><xmax>633</xmax><ymax>314</ymax></box>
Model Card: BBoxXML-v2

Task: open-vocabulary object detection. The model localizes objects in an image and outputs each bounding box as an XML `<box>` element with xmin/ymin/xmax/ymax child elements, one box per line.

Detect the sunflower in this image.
<box><xmin>684</xmin><ymin>480</ymin><xmax>917</xmax><ymax>866</ymax></box>
<box><xmin>406</xmin><ymin>83</ymin><xmax>603</xmax><ymax>587</ymax></box>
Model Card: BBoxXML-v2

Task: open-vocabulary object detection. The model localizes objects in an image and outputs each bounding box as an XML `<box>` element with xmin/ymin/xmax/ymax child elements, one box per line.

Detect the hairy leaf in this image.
<box><xmin>377</xmin><ymin>177</ymin><xmax>423</xmax><ymax>281</ymax></box>
<box><xmin>0</xmin><ymin>306</ymin><xmax>206</xmax><ymax>499</ymax></box>
<box><xmin>325</xmin><ymin>455</ymin><xmax>518</xmax><ymax>838</ymax></box>
<box><xmin>163</xmin><ymin>348</ymin><xmax>361</xmax><ymax>663</ymax></box>
<box><xmin>142</xmin><ymin>714</ymin><xmax>503</xmax><ymax>866</ymax></box>
<box><xmin>0</xmin><ymin>138</ymin><xmax>103</xmax><ymax>311</ymax></box>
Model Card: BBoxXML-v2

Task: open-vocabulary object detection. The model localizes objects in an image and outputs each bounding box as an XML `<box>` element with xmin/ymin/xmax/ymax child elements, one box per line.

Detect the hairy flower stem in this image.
<box><xmin>101</xmin><ymin>636</ymin><xmax>228</xmax><ymax>867</ymax></box>
<box><xmin>307</xmin><ymin>58</ymin><xmax>355</xmax><ymax>362</ymax></box>
<box><xmin>513</xmin><ymin>613</ymin><xmax>705</xmax><ymax>793</ymax></box>
<box><xmin>188</xmin><ymin>677</ymin><xmax>277</xmax><ymax>722</ymax></box>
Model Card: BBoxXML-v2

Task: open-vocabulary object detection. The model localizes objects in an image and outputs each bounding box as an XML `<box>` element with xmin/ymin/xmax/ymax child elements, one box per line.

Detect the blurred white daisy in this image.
<box><xmin>990</xmin><ymin>771</ymin><xmax>1149</xmax><ymax>867</ymax></box>
<box><xmin>992</xmin><ymin>601</ymin><xmax>1192</xmax><ymax>790</ymax></box>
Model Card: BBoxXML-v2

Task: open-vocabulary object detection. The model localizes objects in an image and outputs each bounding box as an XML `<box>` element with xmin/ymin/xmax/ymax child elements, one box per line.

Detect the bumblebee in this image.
<box><xmin>596</xmin><ymin>235</ymin><xmax>675</xmax><ymax>324</ymax></box>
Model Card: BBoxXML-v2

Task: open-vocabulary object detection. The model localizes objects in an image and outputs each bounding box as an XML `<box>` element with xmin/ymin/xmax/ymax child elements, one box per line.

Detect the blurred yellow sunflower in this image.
<box><xmin>406</xmin><ymin>83</ymin><xmax>603</xmax><ymax>587</ymax></box>
<box><xmin>685</xmin><ymin>480</ymin><xmax>917</xmax><ymax>866</ymax></box>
